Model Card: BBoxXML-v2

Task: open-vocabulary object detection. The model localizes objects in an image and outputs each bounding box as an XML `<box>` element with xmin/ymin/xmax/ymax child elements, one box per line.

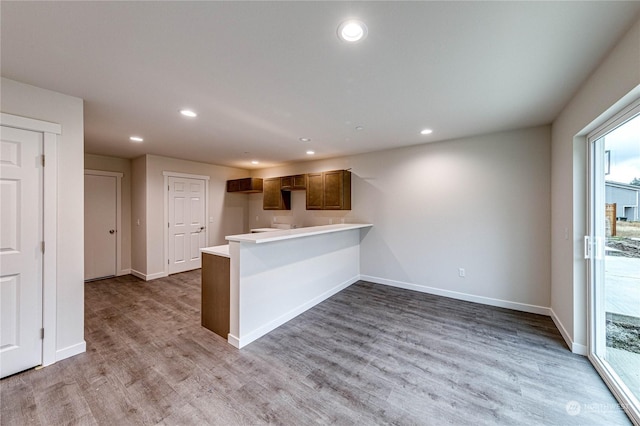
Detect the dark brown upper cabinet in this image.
<box><xmin>280</xmin><ymin>174</ymin><xmax>307</xmax><ymax>191</ymax></box>
<box><xmin>306</xmin><ymin>173</ymin><xmax>324</xmax><ymax>210</ymax></box>
<box><xmin>306</xmin><ymin>170</ymin><xmax>351</xmax><ymax>210</ymax></box>
<box><xmin>226</xmin><ymin>177</ymin><xmax>263</xmax><ymax>193</ymax></box>
<box><xmin>263</xmin><ymin>177</ymin><xmax>291</xmax><ymax>210</ymax></box>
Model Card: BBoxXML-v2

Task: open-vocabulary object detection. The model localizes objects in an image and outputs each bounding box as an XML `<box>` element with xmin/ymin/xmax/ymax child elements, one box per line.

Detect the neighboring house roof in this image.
<box><xmin>605</xmin><ymin>181</ymin><xmax>640</xmax><ymax>192</ymax></box>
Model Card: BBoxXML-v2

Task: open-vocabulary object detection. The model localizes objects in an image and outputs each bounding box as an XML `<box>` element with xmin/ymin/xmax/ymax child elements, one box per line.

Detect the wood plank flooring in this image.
<box><xmin>1</xmin><ymin>271</ymin><xmax>632</xmax><ymax>425</ymax></box>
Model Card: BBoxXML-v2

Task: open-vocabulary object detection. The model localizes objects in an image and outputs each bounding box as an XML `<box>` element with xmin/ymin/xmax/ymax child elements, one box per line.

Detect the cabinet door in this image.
<box><xmin>280</xmin><ymin>176</ymin><xmax>293</xmax><ymax>190</ymax></box>
<box><xmin>323</xmin><ymin>170</ymin><xmax>344</xmax><ymax>210</ymax></box>
<box><xmin>306</xmin><ymin>173</ymin><xmax>323</xmax><ymax>209</ymax></box>
<box><xmin>227</xmin><ymin>179</ymin><xmax>240</xmax><ymax>192</ymax></box>
<box><xmin>226</xmin><ymin>177</ymin><xmax>263</xmax><ymax>193</ymax></box>
<box><xmin>263</xmin><ymin>177</ymin><xmax>291</xmax><ymax>210</ymax></box>
<box><xmin>293</xmin><ymin>174</ymin><xmax>307</xmax><ymax>189</ymax></box>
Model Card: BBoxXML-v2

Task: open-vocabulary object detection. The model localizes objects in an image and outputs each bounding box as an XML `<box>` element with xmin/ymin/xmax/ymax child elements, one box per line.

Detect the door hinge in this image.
<box><xmin>41</xmin><ymin>241</ymin><xmax>45</xmax><ymax>253</ymax></box>
<box><xmin>168</xmin><ymin>185</ymin><xmax>170</xmax><ymax>191</ymax></box>
<box><xmin>41</xmin><ymin>328</ymin><xmax>44</xmax><ymax>339</ymax></box>
<box><xmin>168</xmin><ymin>222</ymin><xmax>170</xmax><ymax>228</ymax></box>
<box><xmin>168</xmin><ymin>259</ymin><xmax>170</xmax><ymax>265</ymax></box>
<box><xmin>41</xmin><ymin>155</ymin><xmax>45</xmax><ymax>167</ymax></box>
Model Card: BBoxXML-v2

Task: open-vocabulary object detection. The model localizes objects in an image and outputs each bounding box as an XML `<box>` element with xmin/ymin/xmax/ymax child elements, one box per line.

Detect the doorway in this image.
<box><xmin>84</xmin><ymin>170</ymin><xmax>123</xmax><ymax>281</ymax></box>
<box><xmin>0</xmin><ymin>126</ymin><xmax>44</xmax><ymax>378</ymax></box>
<box><xmin>587</xmin><ymin>102</ymin><xmax>640</xmax><ymax>422</ymax></box>
<box><xmin>164</xmin><ymin>172</ymin><xmax>209</xmax><ymax>275</ymax></box>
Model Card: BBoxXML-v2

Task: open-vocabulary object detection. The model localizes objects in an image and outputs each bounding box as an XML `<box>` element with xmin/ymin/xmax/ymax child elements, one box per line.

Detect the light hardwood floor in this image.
<box><xmin>1</xmin><ymin>271</ymin><xmax>632</xmax><ymax>425</ymax></box>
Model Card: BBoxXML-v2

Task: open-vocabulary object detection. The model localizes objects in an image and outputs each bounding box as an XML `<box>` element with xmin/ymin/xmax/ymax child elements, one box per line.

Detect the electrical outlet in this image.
<box><xmin>458</xmin><ymin>268</ymin><xmax>466</xmax><ymax>278</ymax></box>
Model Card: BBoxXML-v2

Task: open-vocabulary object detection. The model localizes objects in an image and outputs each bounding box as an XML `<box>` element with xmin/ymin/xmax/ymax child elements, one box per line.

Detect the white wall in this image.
<box><xmin>131</xmin><ymin>155</ymin><xmax>147</xmax><ymax>275</ymax></box>
<box><xmin>250</xmin><ymin>125</ymin><xmax>552</xmax><ymax>312</ymax></box>
<box><xmin>0</xmin><ymin>77</ymin><xmax>85</xmax><ymax>358</ymax></box>
<box><xmin>134</xmin><ymin>154</ymin><xmax>250</xmax><ymax>279</ymax></box>
<box><xmin>84</xmin><ymin>154</ymin><xmax>132</xmax><ymax>273</ymax></box>
<box><xmin>551</xmin><ymin>18</ymin><xmax>640</xmax><ymax>353</ymax></box>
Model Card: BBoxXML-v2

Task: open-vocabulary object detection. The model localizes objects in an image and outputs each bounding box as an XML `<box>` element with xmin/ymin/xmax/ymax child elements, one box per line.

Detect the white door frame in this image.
<box><xmin>84</xmin><ymin>169</ymin><xmax>125</xmax><ymax>277</ymax></box>
<box><xmin>163</xmin><ymin>171</ymin><xmax>209</xmax><ymax>276</ymax></box>
<box><xmin>0</xmin><ymin>113</ymin><xmax>59</xmax><ymax>367</ymax></box>
<box><xmin>586</xmin><ymin>98</ymin><xmax>640</xmax><ymax>424</ymax></box>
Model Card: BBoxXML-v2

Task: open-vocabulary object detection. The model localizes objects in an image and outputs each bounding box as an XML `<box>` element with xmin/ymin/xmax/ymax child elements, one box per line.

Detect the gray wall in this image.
<box><xmin>551</xmin><ymin>17</ymin><xmax>640</xmax><ymax>352</ymax></box>
<box><xmin>250</xmin><ymin>125</ymin><xmax>552</xmax><ymax>312</ymax></box>
<box><xmin>1</xmin><ymin>77</ymin><xmax>85</xmax><ymax>356</ymax></box>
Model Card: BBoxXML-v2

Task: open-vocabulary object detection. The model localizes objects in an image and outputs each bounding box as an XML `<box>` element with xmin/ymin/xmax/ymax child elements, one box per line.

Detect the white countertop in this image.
<box><xmin>200</xmin><ymin>244</ymin><xmax>230</xmax><ymax>258</ymax></box>
<box><xmin>249</xmin><ymin>228</ymin><xmax>281</xmax><ymax>233</ymax></box>
<box><xmin>226</xmin><ymin>223</ymin><xmax>372</xmax><ymax>244</ymax></box>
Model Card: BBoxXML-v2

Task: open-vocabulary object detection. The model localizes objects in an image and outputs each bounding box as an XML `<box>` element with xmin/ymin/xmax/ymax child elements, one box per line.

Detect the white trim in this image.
<box><xmin>229</xmin><ymin>275</ymin><xmax>359</xmax><ymax>349</ymax></box>
<box><xmin>84</xmin><ymin>170</ymin><xmax>123</xmax><ymax>178</ymax></box>
<box><xmin>162</xmin><ymin>171</ymin><xmax>210</xmax><ymax>181</ymax></box>
<box><xmin>0</xmin><ymin>113</ymin><xmax>61</xmax><ymax>368</ymax></box>
<box><xmin>131</xmin><ymin>269</ymin><xmax>168</xmax><ymax>281</ymax></box>
<box><xmin>587</xmin><ymin>97</ymin><xmax>640</xmax><ymax>142</ymax></box>
<box><xmin>84</xmin><ymin>170</ymin><xmax>125</xmax><ymax>277</ymax></box>
<box><xmin>42</xmin><ymin>132</ymin><xmax>58</xmax><ymax>366</ymax></box>
<box><xmin>117</xmin><ymin>268</ymin><xmax>131</xmax><ymax>276</ymax></box>
<box><xmin>585</xmin><ymin>97</ymin><xmax>640</xmax><ymax>422</ymax></box>
<box><xmin>227</xmin><ymin>334</ymin><xmax>241</xmax><ymax>349</ymax></box>
<box><xmin>0</xmin><ymin>112</ymin><xmax>61</xmax><ymax>134</ymax></box>
<box><xmin>163</xmin><ymin>171</ymin><xmax>209</xmax><ymax>276</ymax></box>
<box><xmin>55</xmin><ymin>341</ymin><xmax>86</xmax><ymax>362</ymax></box>
<box><xmin>361</xmin><ymin>275</ymin><xmax>551</xmax><ymax>316</ymax></box>
<box><xmin>588</xmin><ymin>354</ymin><xmax>640</xmax><ymax>425</ymax></box>
<box><xmin>550</xmin><ymin>308</ymin><xmax>587</xmax><ymax>355</ymax></box>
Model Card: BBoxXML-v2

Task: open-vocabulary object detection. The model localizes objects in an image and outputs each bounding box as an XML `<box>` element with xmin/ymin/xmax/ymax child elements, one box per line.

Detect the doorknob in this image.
<box><xmin>109</xmin><ymin>229</ymin><xmax>115</xmax><ymax>234</ymax></box>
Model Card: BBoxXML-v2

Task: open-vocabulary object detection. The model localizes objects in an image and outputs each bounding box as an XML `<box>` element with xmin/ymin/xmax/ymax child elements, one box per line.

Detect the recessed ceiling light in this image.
<box><xmin>355</xmin><ymin>126</ymin><xmax>364</xmax><ymax>131</ymax></box>
<box><xmin>338</xmin><ymin>20</ymin><xmax>368</xmax><ymax>43</ymax></box>
<box><xmin>251</xmin><ymin>160</ymin><xmax>259</xmax><ymax>165</ymax></box>
<box><xmin>180</xmin><ymin>109</ymin><xmax>197</xmax><ymax>118</ymax></box>
<box><xmin>420</xmin><ymin>129</ymin><xmax>433</xmax><ymax>135</ymax></box>
<box><xmin>306</xmin><ymin>150</ymin><xmax>315</xmax><ymax>155</ymax></box>
<box><xmin>299</xmin><ymin>137</ymin><xmax>311</xmax><ymax>142</ymax></box>
<box><xmin>129</xmin><ymin>136</ymin><xmax>144</xmax><ymax>142</ymax></box>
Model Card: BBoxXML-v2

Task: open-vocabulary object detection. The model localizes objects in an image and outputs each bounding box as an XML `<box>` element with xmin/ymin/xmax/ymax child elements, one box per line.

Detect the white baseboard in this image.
<box><xmin>550</xmin><ymin>308</ymin><xmax>587</xmax><ymax>356</ymax></box>
<box><xmin>117</xmin><ymin>268</ymin><xmax>131</xmax><ymax>276</ymax></box>
<box><xmin>227</xmin><ymin>334</ymin><xmax>241</xmax><ymax>349</ymax></box>
<box><xmin>56</xmin><ymin>341</ymin><xmax>86</xmax><ymax>362</ymax></box>
<box><xmin>231</xmin><ymin>275</ymin><xmax>359</xmax><ymax>349</ymax></box>
<box><xmin>131</xmin><ymin>269</ymin><xmax>168</xmax><ymax>281</ymax></box>
<box><xmin>360</xmin><ymin>275</ymin><xmax>551</xmax><ymax>316</ymax></box>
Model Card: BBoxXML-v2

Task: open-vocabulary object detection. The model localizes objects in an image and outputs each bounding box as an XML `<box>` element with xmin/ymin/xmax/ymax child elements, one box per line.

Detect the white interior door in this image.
<box><xmin>168</xmin><ymin>176</ymin><xmax>206</xmax><ymax>274</ymax></box>
<box><xmin>84</xmin><ymin>173</ymin><xmax>117</xmax><ymax>280</ymax></box>
<box><xmin>0</xmin><ymin>126</ymin><xmax>43</xmax><ymax>378</ymax></box>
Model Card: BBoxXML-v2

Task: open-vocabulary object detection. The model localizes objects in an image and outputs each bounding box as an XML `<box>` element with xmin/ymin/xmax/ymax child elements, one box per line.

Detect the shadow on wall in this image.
<box><xmin>352</xmin><ymin>174</ymin><xmax>413</xmax><ymax>284</ymax></box>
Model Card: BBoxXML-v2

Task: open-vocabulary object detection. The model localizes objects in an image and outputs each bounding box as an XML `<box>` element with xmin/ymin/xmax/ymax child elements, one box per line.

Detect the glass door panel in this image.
<box><xmin>589</xmin><ymin>109</ymin><xmax>640</xmax><ymax>423</ymax></box>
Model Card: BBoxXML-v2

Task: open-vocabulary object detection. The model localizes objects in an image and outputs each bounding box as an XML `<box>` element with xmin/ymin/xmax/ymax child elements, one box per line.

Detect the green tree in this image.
<box><xmin>631</xmin><ymin>177</ymin><xmax>640</xmax><ymax>186</ymax></box>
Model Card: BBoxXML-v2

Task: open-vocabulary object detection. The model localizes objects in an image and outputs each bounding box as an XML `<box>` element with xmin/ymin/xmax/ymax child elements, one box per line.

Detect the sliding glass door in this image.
<box><xmin>588</xmin><ymin>102</ymin><xmax>640</xmax><ymax>424</ymax></box>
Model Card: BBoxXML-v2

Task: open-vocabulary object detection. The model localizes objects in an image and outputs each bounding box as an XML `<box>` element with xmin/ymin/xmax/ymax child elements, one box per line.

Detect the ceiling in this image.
<box><xmin>2</xmin><ymin>1</ymin><xmax>640</xmax><ymax>169</ymax></box>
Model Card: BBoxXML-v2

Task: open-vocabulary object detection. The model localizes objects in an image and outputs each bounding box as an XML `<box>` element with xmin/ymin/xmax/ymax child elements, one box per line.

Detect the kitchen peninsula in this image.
<box><xmin>200</xmin><ymin>223</ymin><xmax>372</xmax><ymax>348</ymax></box>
